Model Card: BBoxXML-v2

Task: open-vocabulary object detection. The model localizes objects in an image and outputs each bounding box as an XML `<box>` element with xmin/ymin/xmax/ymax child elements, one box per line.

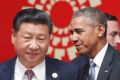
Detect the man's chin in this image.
<box><xmin>78</xmin><ymin>51</ymin><xmax>87</xmax><ymax>55</ymax></box>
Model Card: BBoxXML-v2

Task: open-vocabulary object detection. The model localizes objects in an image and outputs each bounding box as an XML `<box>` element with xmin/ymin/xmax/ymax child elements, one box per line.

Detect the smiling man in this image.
<box><xmin>0</xmin><ymin>8</ymin><xmax>73</xmax><ymax>80</ymax></box>
<box><xmin>70</xmin><ymin>7</ymin><xmax>120</xmax><ymax>80</ymax></box>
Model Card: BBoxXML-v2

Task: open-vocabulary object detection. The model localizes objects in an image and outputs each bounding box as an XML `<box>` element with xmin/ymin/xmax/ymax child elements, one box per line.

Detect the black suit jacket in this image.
<box><xmin>96</xmin><ymin>45</ymin><xmax>120</xmax><ymax>80</ymax></box>
<box><xmin>71</xmin><ymin>55</ymin><xmax>89</xmax><ymax>80</ymax></box>
<box><xmin>71</xmin><ymin>45</ymin><xmax>120</xmax><ymax>80</ymax></box>
<box><xmin>0</xmin><ymin>56</ymin><xmax>71</xmax><ymax>80</ymax></box>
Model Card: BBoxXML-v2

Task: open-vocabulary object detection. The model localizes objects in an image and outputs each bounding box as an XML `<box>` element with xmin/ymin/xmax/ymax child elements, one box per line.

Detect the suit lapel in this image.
<box><xmin>46</xmin><ymin>56</ymin><xmax>60</xmax><ymax>80</ymax></box>
<box><xmin>1</xmin><ymin>56</ymin><xmax>60</xmax><ymax>80</ymax></box>
<box><xmin>1</xmin><ymin>57</ymin><xmax>16</xmax><ymax>80</ymax></box>
<box><xmin>97</xmin><ymin>45</ymin><xmax>114</xmax><ymax>80</ymax></box>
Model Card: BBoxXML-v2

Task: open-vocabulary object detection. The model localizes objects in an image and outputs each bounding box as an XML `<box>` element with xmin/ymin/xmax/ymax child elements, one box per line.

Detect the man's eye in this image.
<box><xmin>76</xmin><ymin>31</ymin><xmax>82</xmax><ymax>34</ymax></box>
<box><xmin>75</xmin><ymin>29</ymin><xmax>84</xmax><ymax>34</ymax></box>
<box><xmin>75</xmin><ymin>30</ymin><xmax>82</xmax><ymax>34</ymax></box>
<box><xmin>37</xmin><ymin>37</ymin><xmax>46</xmax><ymax>40</ymax></box>
<box><xmin>38</xmin><ymin>38</ymin><xmax>45</xmax><ymax>40</ymax></box>
<box><xmin>23</xmin><ymin>36</ymin><xmax>31</xmax><ymax>39</ymax></box>
<box><xmin>111</xmin><ymin>32</ymin><xmax>117</xmax><ymax>37</ymax></box>
<box><xmin>23</xmin><ymin>34</ymin><xmax>32</xmax><ymax>39</ymax></box>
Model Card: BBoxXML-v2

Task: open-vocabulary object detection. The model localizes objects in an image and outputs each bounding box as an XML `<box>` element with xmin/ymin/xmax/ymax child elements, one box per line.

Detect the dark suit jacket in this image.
<box><xmin>0</xmin><ymin>56</ymin><xmax>74</xmax><ymax>80</ymax></box>
<box><xmin>71</xmin><ymin>55</ymin><xmax>89</xmax><ymax>80</ymax></box>
<box><xmin>71</xmin><ymin>45</ymin><xmax>120</xmax><ymax>80</ymax></box>
<box><xmin>96</xmin><ymin>45</ymin><xmax>120</xmax><ymax>80</ymax></box>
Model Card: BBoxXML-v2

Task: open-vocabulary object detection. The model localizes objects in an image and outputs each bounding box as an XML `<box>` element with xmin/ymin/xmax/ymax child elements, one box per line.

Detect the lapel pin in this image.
<box><xmin>104</xmin><ymin>70</ymin><xmax>109</xmax><ymax>72</ymax></box>
<box><xmin>52</xmin><ymin>72</ymin><xmax>58</xmax><ymax>79</ymax></box>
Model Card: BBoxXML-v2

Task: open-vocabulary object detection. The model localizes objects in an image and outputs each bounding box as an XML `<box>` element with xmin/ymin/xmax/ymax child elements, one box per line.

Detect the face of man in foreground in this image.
<box><xmin>12</xmin><ymin>23</ymin><xmax>50</xmax><ymax>68</ymax></box>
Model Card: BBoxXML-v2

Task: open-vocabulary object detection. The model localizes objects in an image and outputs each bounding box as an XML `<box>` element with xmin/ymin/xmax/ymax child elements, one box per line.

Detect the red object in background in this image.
<box><xmin>0</xmin><ymin>0</ymin><xmax>120</xmax><ymax>62</ymax></box>
<box><xmin>0</xmin><ymin>0</ymin><xmax>28</xmax><ymax>62</ymax></box>
<box><xmin>50</xmin><ymin>1</ymin><xmax>73</xmax><ymax>27</ymax></box>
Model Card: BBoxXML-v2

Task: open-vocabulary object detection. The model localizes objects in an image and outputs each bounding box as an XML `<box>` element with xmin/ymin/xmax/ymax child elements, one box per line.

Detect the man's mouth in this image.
<box><xmin>76</xmin><ymin>45</ymin><xmax>84</xmax><ymax>50</ymax></box>
<box><xmin>26</xmin><ymin>52</ymin><xmax>39</xmax><ymax>56</ymax></box>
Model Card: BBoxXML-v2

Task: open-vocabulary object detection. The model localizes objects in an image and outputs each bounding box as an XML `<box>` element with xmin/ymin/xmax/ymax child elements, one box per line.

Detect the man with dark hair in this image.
<box><xmin>0</xmin><ymin>8</ymin><xmax>75</xmax><ymax>80</ymax></box>
<box><xmin>70</xmin><ymin>7</ymin><xmax>120</xmax><ymax>80</ymax></box>
<box><xmin>104</xmin><ymin>13</ymin><xmax>120</xmax><ymax>48</ymax></box>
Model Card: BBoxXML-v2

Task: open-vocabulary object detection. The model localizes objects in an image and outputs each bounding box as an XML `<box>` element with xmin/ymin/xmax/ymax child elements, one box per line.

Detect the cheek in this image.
<box><xmin>107</xmin><ymin>35</ymin><xmax>114</xmax><ymax>41</ymax></box>
<box><xmin>85</xmin><ymin>34</ymin><xmax>98</xmax><ymax>45</ymax></box>
<box><xmin>14</xmin><ymin>43</ymin><xmax>26</xmax><ymax>52</ymax></box>
<box><xmin>81</xmin><ymin>33</ymin><xmax>95</xmax><ymax>41</ymax></box>
<box><xmin>40</xmin><ymin>41</ymin><xmax>49</xmax><ymax>50</ymax></box>
<box><xmin>14</xmin><ymin>39</ymin><xmax>28</xmax><ymax>51</ymax></box>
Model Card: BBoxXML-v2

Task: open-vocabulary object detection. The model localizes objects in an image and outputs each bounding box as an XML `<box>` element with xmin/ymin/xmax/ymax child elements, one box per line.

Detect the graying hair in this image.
<box><xmin>72</xmin><ymin>7</ymin><xmax>107</xmax><ymax>36</ymax></box>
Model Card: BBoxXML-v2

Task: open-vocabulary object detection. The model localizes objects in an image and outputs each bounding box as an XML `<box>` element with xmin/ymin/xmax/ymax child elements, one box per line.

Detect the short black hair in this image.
<box><xmin>13</xmin><ymin>8</ymin><xmax>53</xmax><ymax>34</ymax></box>
<box><xmin>104</xmin><ymin>13</ymin><xmax>118</xmax><ymax>21</ymax></box>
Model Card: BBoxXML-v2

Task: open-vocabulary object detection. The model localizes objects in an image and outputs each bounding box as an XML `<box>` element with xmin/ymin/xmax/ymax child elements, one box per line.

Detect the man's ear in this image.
<box><xmin>11</xmin><ymin>29</ymin><xmax>16</xmax><ymax>44</ymax></box>
<box><xmin>96</xmin><ymin>24</ymin><xmax>106</xmax><ymax>37</ymax></box>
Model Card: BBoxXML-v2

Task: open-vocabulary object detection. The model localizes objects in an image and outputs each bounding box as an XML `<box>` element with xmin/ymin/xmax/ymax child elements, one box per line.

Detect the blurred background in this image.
<box><xmin>0</xmin><ymin>0</ymin><xmax>120</xmax><ymax>62</ymax></box>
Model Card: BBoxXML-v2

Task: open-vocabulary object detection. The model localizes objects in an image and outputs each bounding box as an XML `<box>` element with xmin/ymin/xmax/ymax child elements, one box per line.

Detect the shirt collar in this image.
<box><xmin>93</xmin><ymin>43</ymin><xmax>108</xmax><ymax>67</ymax></box>
<box><xmin>15</xmin><ymin>58</ymin><xmax>27</xmax><ymax>80</ymax></box>
<box><xmin>15</xmin><ymin>58</ymin><xmax>46</xmax><ymax>80</ymax></box>
<box><xmin>32</xmin><ymin>60</ymin><xmax>46</xmax><ymax>80</ymax></box>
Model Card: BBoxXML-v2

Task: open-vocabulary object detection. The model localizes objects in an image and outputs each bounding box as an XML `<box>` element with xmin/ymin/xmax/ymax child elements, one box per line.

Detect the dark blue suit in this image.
<box><xmin>71</xmin><ymin>55</ymin><xmax>89</xmax><ymax>80</ymax></box>
<box><xmin>0</xmin><ymin>56</ymin><xmax>73</xmax><ymax>80</ymax></box>
<box><xmin>71</xmin><ymin>45</ymin><xmax>120</xmax><ymax>80</ymax></box>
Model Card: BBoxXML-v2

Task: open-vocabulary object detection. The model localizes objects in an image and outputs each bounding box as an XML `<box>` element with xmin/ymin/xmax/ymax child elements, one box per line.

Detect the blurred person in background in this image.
<box><xmin>105</xmin><ymin>13</ymin><xmax>120</xmax><ymax>49</ymax></box>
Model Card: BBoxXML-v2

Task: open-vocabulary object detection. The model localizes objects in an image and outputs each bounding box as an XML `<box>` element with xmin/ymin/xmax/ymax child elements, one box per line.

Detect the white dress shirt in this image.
<box><xmin>90</xmin><ymin>43</ymin><xmax>108</xmax><ymax>80</ymax></box>
<box><xmin>14</xmin><ymin>58</ymin><xmax>46</xmax><ymax>80</ymax></box>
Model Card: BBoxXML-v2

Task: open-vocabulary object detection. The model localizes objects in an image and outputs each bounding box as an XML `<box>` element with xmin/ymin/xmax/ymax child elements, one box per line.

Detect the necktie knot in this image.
<box><xmin>25</xmin><ymin>70</ymin><xmax>34</xmax><ymax>80</ymax></box>
<box><xmin>90</xmin><ymin>61</ymin><xmax>96</xmax><ymax>68</ymax></box>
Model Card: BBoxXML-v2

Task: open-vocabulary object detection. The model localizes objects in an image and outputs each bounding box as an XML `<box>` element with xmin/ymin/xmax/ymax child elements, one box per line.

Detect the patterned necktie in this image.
<box><xmin>88</xmin><ymin>61</ymin><xmax>96</xmax><ymax>80</ymax></box>
<box><xmin>25</xmin><ymin>70</ymin><xmax>34</xmax><ymax>80</ymax></box>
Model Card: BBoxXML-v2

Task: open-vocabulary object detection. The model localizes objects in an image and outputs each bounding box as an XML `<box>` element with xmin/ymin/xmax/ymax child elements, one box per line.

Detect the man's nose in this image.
<box><xmin>115</xmin><ymin>35</ymin><xmax>120</xmax><ymax>43</ymax></box>
<box><xmin>29</xmin><ymin>40</ymin><xmax>39</xmax><ymax>50</ymax></box>
<box><xmin>71</xmin><ymin>32</ymin><xmax>79</xmax><ymax>43</ymax></box>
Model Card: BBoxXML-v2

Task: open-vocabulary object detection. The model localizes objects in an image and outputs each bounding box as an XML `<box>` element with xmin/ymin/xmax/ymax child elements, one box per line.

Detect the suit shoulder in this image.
<box><xmin>46</xmin><ymin>56</ymin><xmax>67</xmax><ymax>67</ymax></box>
<box><xmin>71</xmin><ymin>55</ymin><xmax>89</xmax><ymax>66</ymax></box>
<box><xmin>0</xmin><ymin>57</ymin><xmax>16</xmax><ymax>69</ymax></box>
<box><xmin>113</xmin><ymin>49</ymin><xmax>120</xmax><ymax>60</ymax></box>
<box><xmin>46</xmin><ymin>56</ymin><xmax>66</xmax><ymax>63</ymax></box>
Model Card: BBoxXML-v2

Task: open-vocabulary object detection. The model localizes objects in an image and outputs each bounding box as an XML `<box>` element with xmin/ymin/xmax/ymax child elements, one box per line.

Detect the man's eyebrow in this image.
<box><xmin>74</xmin><ymin>28</ymin><xmax>85</xmax><ymax>32</ymax></box>
<box><xmin>69</xmin><ymin>28</ymin><xmax>85</xmax><ymax>34</ymax></box>
<box><xmin>112</xmin><ymin>31</ymin><xmax>118</xmax><ymax>34</ymax></box>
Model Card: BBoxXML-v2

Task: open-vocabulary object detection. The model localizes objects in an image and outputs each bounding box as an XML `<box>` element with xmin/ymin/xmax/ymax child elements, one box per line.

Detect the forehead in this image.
<box><xmin>70</xmin><ymin>16</ymin><xmax>85</xmax><ymax>25</ymax></box>
<box><xmin>107</xmin><ymin>21</ymin><xmax>119</xmax><ymax>31</ymax></box>
<box><xmin>70</xmin><ymin>16</ymin><xmax>92</xmax><ymax>30</ymax></box>
<box><xmin>18</xmin><ymin>23</ymin><xmax>49</xmax><ymax>34</ymax></box>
